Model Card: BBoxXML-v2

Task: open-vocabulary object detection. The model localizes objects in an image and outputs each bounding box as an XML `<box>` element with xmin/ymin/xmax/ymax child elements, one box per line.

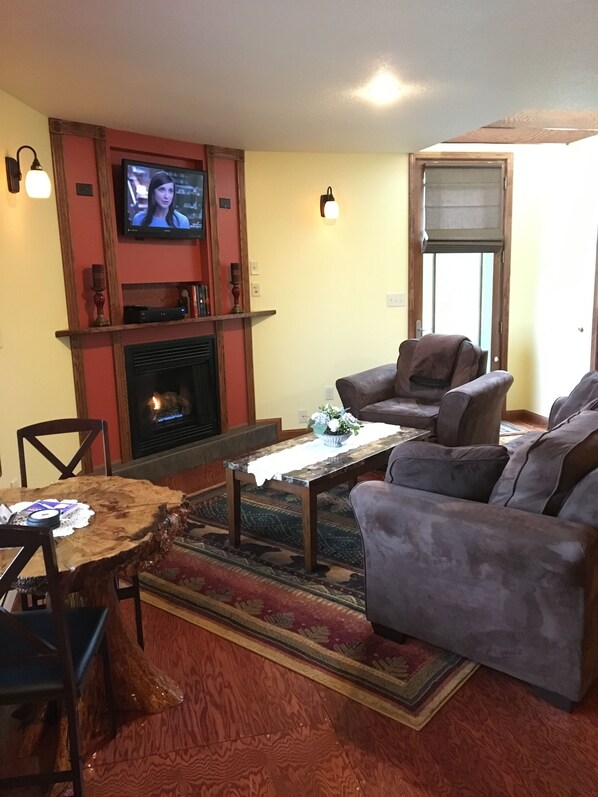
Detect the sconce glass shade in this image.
<box><xmin>320</xmin><ymin>186</ymin><xmax>339</xmax><ymax>219</ymax></box>
<box><xmin>323</xmin><ymin>198</ymin><xmax>339</xmax><ymax>219</ymax></box>
<box><xmin>5</xmin><ymin>145</ymin><xmax>51</xmax><ymax>198</ymax></box>
<box><xmin>25</xmin><ymin>166</ymin><xmax>52</xmax><ymax>198</ymax></box>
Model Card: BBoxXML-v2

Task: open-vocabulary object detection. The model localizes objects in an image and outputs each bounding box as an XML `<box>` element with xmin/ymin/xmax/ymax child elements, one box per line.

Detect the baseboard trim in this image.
<box><xmin>504</xmin><ymin>409</ymin><xmax>548</xmax><ymax>427</ymax></box>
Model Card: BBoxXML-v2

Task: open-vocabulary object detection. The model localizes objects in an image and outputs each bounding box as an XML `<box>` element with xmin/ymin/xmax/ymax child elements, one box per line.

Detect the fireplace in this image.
<box><xmin>124</xmin><ymin>336</ymin><xmax>220</xmax><ymax>459</ymax></box>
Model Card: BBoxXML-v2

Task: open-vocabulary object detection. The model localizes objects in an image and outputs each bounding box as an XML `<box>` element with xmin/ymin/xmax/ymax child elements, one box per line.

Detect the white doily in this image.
<box><xmin>247</xmin><ymin>422</ymin><xmax>401</xmax><ymax>486</ymax></box>
<box><xmin>9</xmin><ymin>501</ymin><xmax>95</xmax><ymax>538</ymax></box>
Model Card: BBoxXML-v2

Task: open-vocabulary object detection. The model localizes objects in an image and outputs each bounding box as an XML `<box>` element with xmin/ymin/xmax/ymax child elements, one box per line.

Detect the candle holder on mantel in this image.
<box><xmin>229</xmin><ymin>262</ymin><xmax>243</xmax><ymax>314</ymax></box>
<box><xmin>91</xmin><ymin>264</ymin><xmax>110</xmax><ymax>327</ymax></box>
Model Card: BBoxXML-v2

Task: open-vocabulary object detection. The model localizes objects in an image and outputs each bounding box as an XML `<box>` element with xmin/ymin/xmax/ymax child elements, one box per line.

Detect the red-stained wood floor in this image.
<box><xmin>5</xmin><ymin>425</ymin><xmax>598</xmax><ymax>796</ymax></box>
<box><xmin>3</xmin><ymin>597</ymin><xmax>597</xmax><ymax>797</ymax></box>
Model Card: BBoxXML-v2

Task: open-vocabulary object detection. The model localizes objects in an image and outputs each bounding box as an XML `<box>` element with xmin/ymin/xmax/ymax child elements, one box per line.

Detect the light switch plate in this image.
<box><xmin>249</xmin><ymin>260</ymin><xmax>260</xmax><ymax>275</ymax></box>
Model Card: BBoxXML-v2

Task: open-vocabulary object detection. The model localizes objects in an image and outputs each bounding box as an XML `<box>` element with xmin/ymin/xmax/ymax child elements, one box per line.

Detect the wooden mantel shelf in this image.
<box><xmin>55</xmin><ymin>309</ymin><xmax>276</xmax><ymax>338</ymax></box>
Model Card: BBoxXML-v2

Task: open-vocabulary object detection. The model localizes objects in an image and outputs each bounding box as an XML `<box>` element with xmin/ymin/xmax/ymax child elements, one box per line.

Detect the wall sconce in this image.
<box><xmin>320</xmin><ymin>186</ymin><xmax>339</xmax><ymax>219</ymax></box>
<box><xmin>5</xmin><ymin>145</ymin><xmax>52</xmax><ymax>198</ymax></box>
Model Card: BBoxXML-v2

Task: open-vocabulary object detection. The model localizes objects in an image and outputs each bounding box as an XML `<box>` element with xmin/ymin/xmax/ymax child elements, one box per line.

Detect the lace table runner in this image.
<box><xmin>247</xmin><ymin>422</ymin><xmax>401</xmax><ymax>486</ymax></box>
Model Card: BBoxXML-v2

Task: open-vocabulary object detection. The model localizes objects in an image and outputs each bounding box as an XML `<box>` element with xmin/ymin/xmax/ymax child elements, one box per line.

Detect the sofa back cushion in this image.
<box><xmin>394</xmin><ymin>338</ymin><xmax>482</xmax><ymax>399</ymax></box>
<box><xmin>386</xmin><ymin>441</ymin><xmax>509</xmax><ymax>502</ymax></box>
<box><xmin>558</xmin><ymin>467</ymin><xmax>598</xmax><ymax>527</ymax></box>
<box><xmin>549</xmin><ymin>371</ymin><xmax>598</xmax><ymax>428</ymax></box>
<box><xmin>489</xmin><ymin>409</ymin><xmax>598</xmax><ymax>515</ymax></box>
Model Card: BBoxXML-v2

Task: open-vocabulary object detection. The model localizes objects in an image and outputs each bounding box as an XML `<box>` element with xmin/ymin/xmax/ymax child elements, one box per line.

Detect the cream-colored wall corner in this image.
<box><xmin>0</xmin><ymin>90</ymin><xmax>77</xmax><ymax>488</ymax></box>
<box><xmin>424</xmin><ymin>141</ymin><xmax>598</xmax><ymax>416</ymax></box>
<box><xmin>245</xmin><ymin>152</ymin><xmax>409</xmax><ymax>430</ymax></box>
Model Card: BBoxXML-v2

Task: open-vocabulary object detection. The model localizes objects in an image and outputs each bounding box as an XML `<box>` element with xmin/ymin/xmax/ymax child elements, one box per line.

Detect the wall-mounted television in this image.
<box><xmin>123</xmin><ymin>159</ymin><xmax>206</xmax><ymax>239</ymax></box>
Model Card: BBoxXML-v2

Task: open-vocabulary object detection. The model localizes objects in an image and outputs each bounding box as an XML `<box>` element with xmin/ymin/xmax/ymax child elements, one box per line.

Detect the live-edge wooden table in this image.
<box><xmin>225</xmin><ymin>425</ymin><xmax>429</xmax><ymax>572</ymax></box>
<box><xmin>0</xmin><ymin>474</ymin><xmax>189</xmax><ymax>792</ymax></box>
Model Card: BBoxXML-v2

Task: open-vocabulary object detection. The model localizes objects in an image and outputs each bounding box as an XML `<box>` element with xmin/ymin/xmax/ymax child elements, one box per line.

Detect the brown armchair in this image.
<box><xmin>336</xmin><ymin>335</ymin><xmax>513</xmax><ymax>446</ymax></box>
<box><xmin>350</xmin><ymin>405</ymin><xmax>598</xmax><ymax>710</ymax></box>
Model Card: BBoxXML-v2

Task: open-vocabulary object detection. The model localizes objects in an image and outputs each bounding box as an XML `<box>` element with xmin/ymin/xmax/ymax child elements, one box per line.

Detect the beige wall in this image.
<box><xmin>0</xmin><ymin>89</ymin><xmax>77</xmax><ymax>488</ymax></box>
<box><xmin>247</xmin><ymin>143</ymin><xmax>598</xmax><ymax>428</ymax></box>
<box><xmin>245</xmin><ymin>152</ymin><xmax>410</xmax><ymax>430</ymax></box>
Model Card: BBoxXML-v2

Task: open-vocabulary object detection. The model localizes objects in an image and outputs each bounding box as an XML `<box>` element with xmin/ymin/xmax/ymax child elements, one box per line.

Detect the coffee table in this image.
<box><xmin>224</xmin><ymin>424</ymin><xmax>429</xmax><ymax>572</ymax></box>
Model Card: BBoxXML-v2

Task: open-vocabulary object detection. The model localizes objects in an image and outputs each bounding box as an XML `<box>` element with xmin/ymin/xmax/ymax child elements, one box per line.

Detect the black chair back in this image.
<box><xmin>17</xmin><ymin>417</ymin><xmax>112</xmax><ymax>487</ymax></box>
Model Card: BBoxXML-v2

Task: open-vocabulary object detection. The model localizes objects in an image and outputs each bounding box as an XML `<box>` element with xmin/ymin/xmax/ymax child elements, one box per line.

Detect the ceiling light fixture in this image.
<box><xmin>357</xmin><ymin>69</ymin><xmax>403</xmax><ymax>106</ymax></box>
<box><xmin>320</xmin><ymin>186</ymin><xmax>339</xmax><ymax>219</ymax></box>
<box><xmin>5</xmin><ymin>145</ymin><xmax>52</xmax><ymax>198</ymax></box>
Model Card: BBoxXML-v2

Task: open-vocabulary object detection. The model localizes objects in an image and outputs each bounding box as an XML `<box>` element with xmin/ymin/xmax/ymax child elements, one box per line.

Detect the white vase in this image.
<box><xmin>316</xmin><ymin>432</ymin><xmax>351</xmax><ymax>447</ymax></box>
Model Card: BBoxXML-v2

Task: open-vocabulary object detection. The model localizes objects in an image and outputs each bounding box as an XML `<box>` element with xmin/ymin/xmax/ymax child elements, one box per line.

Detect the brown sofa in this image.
<box><xmin>350</xmin><ymin>403</ymin><xmax>598</xmax><ymax>709</ymax></box>
<box><xmin>336</xmin><ymin>336</ymin><xmax>513</xmax><ymax>446</ymax></box>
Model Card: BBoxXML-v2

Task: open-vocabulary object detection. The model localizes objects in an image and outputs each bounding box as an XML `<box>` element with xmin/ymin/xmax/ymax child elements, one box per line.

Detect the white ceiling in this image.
<box><xmin>1</xmin><ymin>0</ymin><xmax>598</xmax><ymax>153</ymax></box>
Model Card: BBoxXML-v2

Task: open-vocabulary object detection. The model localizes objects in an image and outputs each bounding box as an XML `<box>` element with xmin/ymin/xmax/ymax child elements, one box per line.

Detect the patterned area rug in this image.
<box><xmin>499</xmin><ymin>421</ymin><xmax>525</xmax><ymax>437</ymax></box>
<box><xmin>140</xmin><ymin>482</ymin><xmax>477</xmax><ymax>729</ymax></box>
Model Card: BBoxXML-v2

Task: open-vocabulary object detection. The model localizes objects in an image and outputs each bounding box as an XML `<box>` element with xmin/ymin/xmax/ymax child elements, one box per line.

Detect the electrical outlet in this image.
<box><xmin>298</xmin><ymin>409</ymin><xmax>310</xmax><ymax>424</ymax></box>
<box><xmin>324</xmin><ymin>386</ymin><xmax>334</xmax><ymax>401</ymax></box>
<box><xmin>249</xmin><ymin>260</ymin><xmax>260</xmax><ymax>275</ymax></box>
<box><xmin>251</xmin><ymin>282</ymin><xmax>261</xmax><ymax>297</ymax></box>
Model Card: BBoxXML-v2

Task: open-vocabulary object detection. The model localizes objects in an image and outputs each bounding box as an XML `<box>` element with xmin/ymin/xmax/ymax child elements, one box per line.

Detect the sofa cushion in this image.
<box><xmin>558</xmin><ymin>467</ymin><xmax>598</xmax><ymax>527</ymax></box>
<box><xmin>394</xmin><ymin>338</ymin><xmax>481</xmax><ymax>400</ymax></box>
<box><xmin>408</xmin><ymin>334</ymin><xmax>468</xmax><ymax>388</ymax></box>
<box><xmin>550</xmin><ymin>371</ymin><xmax>598</xmax><ymax>428</ymax></box>
<box><xmin>489</xmin><ymin>409</ymin><xmax>598</xmax><ymax>516</ymax></box>
<box><xmin>360</xmin><ymin>398</ymin><xmax>439</xmax><ymax>432</ymax></box>
<box><xmin>385</xmin><ymin>441</ymin><xmax>510</xmax><ymax>502</ymax></box>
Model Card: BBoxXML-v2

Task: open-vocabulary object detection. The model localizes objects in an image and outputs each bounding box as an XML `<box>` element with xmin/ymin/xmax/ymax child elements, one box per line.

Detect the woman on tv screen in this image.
<box><xmin>132</xmin><ymin>170</ymin><xmax>190</xmax><ymax>229</ymax></box>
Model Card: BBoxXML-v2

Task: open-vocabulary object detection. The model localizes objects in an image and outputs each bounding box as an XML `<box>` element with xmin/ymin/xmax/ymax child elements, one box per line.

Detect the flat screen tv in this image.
<box><xmin>122</xmin><ymin>158</ymin><xmax>206</xmax><ymax>239</ymax></box>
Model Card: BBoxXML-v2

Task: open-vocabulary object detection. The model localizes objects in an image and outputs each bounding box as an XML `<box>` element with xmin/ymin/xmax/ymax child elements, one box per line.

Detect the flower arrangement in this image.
<box><xmin>308</xmin><ymin>404</ymin><xmax>361</xmax><ymax>437</ymax></box>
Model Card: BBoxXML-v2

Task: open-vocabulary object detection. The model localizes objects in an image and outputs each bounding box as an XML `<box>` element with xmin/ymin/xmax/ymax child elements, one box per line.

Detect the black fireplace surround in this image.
<box><xmin>124</xmin><ymin>335</ymin><xmax>220</xmax><ymax>459</ymax></box>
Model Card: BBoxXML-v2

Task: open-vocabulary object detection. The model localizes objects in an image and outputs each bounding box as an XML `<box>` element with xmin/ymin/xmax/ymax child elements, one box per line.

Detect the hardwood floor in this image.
<box><xmin>4</xmin><ymin>598</ymin><xmax>595</xmax><ymax>796</ymax></box>
<box><xmin>6</xmin><ymin>422</ymin><xmax>597</xmax><ymax>797</ymax></box>
<box><xmin>91</xmin><ymin>603</ymin><xmax>598</xmax><ymax>796</ymax></box>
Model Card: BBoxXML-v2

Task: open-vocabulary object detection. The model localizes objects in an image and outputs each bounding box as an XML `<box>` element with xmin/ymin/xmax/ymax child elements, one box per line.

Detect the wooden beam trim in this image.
<box><xmin>206</xmin><ymin>145</ymin><xmax>244</xmax><ymax>161</ymax></box>
<box><xmin>112</xmin><ymin>331</ymin><xmax>132</xmax><ymax>462</ymax></box>
<box><xmin>95</xmin><ymin>137</ymin><xmax>122</xmax><ymax>326</ymax></box>
<box><xmin>49</xmin><ymin>118</ymin><xmax>106</xmax><ymax>140</ymax></box>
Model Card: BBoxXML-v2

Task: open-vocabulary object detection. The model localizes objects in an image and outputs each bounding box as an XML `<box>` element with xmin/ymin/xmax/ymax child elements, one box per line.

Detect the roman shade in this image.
<box><xmin>422</xmin><ymin>164</ymin><xmax>504</xmax><ymax>253</ymax></box>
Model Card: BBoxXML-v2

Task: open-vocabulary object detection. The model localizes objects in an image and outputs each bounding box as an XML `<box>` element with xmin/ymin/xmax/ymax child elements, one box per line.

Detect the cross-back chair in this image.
<box><xmin>0</xmin><ymin>523</ymin><xmax>115</xmax><ymax>796</ymax></box>
<box><xmin>16</xmin><ymin>418</ymin><xmax>144</xmax><ymax>648</ymax></box>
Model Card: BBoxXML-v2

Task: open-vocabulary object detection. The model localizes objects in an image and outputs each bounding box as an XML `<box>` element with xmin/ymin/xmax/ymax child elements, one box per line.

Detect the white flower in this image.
<box><xmin>308</xmin><ymin>402</ymin><xmax>362</xmax><ymax>436</ymax></box>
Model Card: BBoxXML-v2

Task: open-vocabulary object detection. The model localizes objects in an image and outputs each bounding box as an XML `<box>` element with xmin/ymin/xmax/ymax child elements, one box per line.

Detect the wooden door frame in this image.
<box><xmin>408</xmin><ymin>152</ymin><xmax>513</xmax><ymax>371</ymax></box>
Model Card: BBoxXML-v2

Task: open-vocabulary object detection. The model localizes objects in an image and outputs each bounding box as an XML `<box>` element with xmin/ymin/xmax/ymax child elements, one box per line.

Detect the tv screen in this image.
<box><xmin>123</xmin><ymin>159</ymin><xmax>206</xmax><ymax>239</ymax></box>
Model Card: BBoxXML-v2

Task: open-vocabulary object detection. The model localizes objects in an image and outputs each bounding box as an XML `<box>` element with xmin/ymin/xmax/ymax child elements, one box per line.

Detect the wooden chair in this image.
<box><xmin>16</xmin><ymin>418</ymin><xmax>145</xmax><ymax>648</ymax></box>
<box><xmin>0</xmin><ymin>523</ymin><xmax>116</xmax><ymax>796</ymax></box>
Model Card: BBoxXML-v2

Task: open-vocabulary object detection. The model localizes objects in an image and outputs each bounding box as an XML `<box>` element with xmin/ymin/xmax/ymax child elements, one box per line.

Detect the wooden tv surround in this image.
<box><xmin>49</xmin><ymin>118</ymin><xmax>275</xmax><ymax>473</ymax></box>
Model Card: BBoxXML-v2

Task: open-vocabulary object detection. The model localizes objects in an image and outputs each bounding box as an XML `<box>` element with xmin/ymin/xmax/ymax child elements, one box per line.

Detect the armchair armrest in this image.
<box><xmin>436</xmin><ymin>370</ymin><xmax>513</xmax><ymax>446</ymax></box>
<box><xmin>336</xmin><ymin>364</ymin><xmax>396</xmax><ymax>418</ymax></box>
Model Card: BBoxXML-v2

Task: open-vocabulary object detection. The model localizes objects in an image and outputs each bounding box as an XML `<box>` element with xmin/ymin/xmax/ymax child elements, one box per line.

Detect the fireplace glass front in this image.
<box><xmin>124</xmin><ymin>336</ymin><xmax>220</xmax><ymax>458</ymax></box>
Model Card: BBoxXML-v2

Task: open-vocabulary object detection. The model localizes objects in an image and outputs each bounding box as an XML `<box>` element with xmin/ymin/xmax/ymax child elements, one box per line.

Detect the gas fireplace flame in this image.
<box><xmin>150</xmin><ymin>393</ymin><xmax>161</xmax><ymax>411</ymax></box>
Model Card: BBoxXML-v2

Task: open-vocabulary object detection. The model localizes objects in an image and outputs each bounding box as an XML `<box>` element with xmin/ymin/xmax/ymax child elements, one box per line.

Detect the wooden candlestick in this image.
<box><xmin>92</xmin><ymin>263</ymin><xmax>106</xmax><ymax>291</ymax></box>
<box><xmin>91</xmin><ymin>264</ymin><xmax>110</xmax><ymax>326</ymax></box>
<box><xmin>92</xmin><ymin>288</ymin><xmax>110</xmax><ymax>326</ymax></box>
<box><xmin>230</xmin><ymin>262</ymin><xmax>242</xmax><ymax>313</ymax></box>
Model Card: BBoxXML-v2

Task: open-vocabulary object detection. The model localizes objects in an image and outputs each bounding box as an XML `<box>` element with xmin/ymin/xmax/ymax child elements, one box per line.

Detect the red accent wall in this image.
<box><xmin>58</xmin><ymin>126</ymin><xmax>251</xmax><ymax>465</ymax></box>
